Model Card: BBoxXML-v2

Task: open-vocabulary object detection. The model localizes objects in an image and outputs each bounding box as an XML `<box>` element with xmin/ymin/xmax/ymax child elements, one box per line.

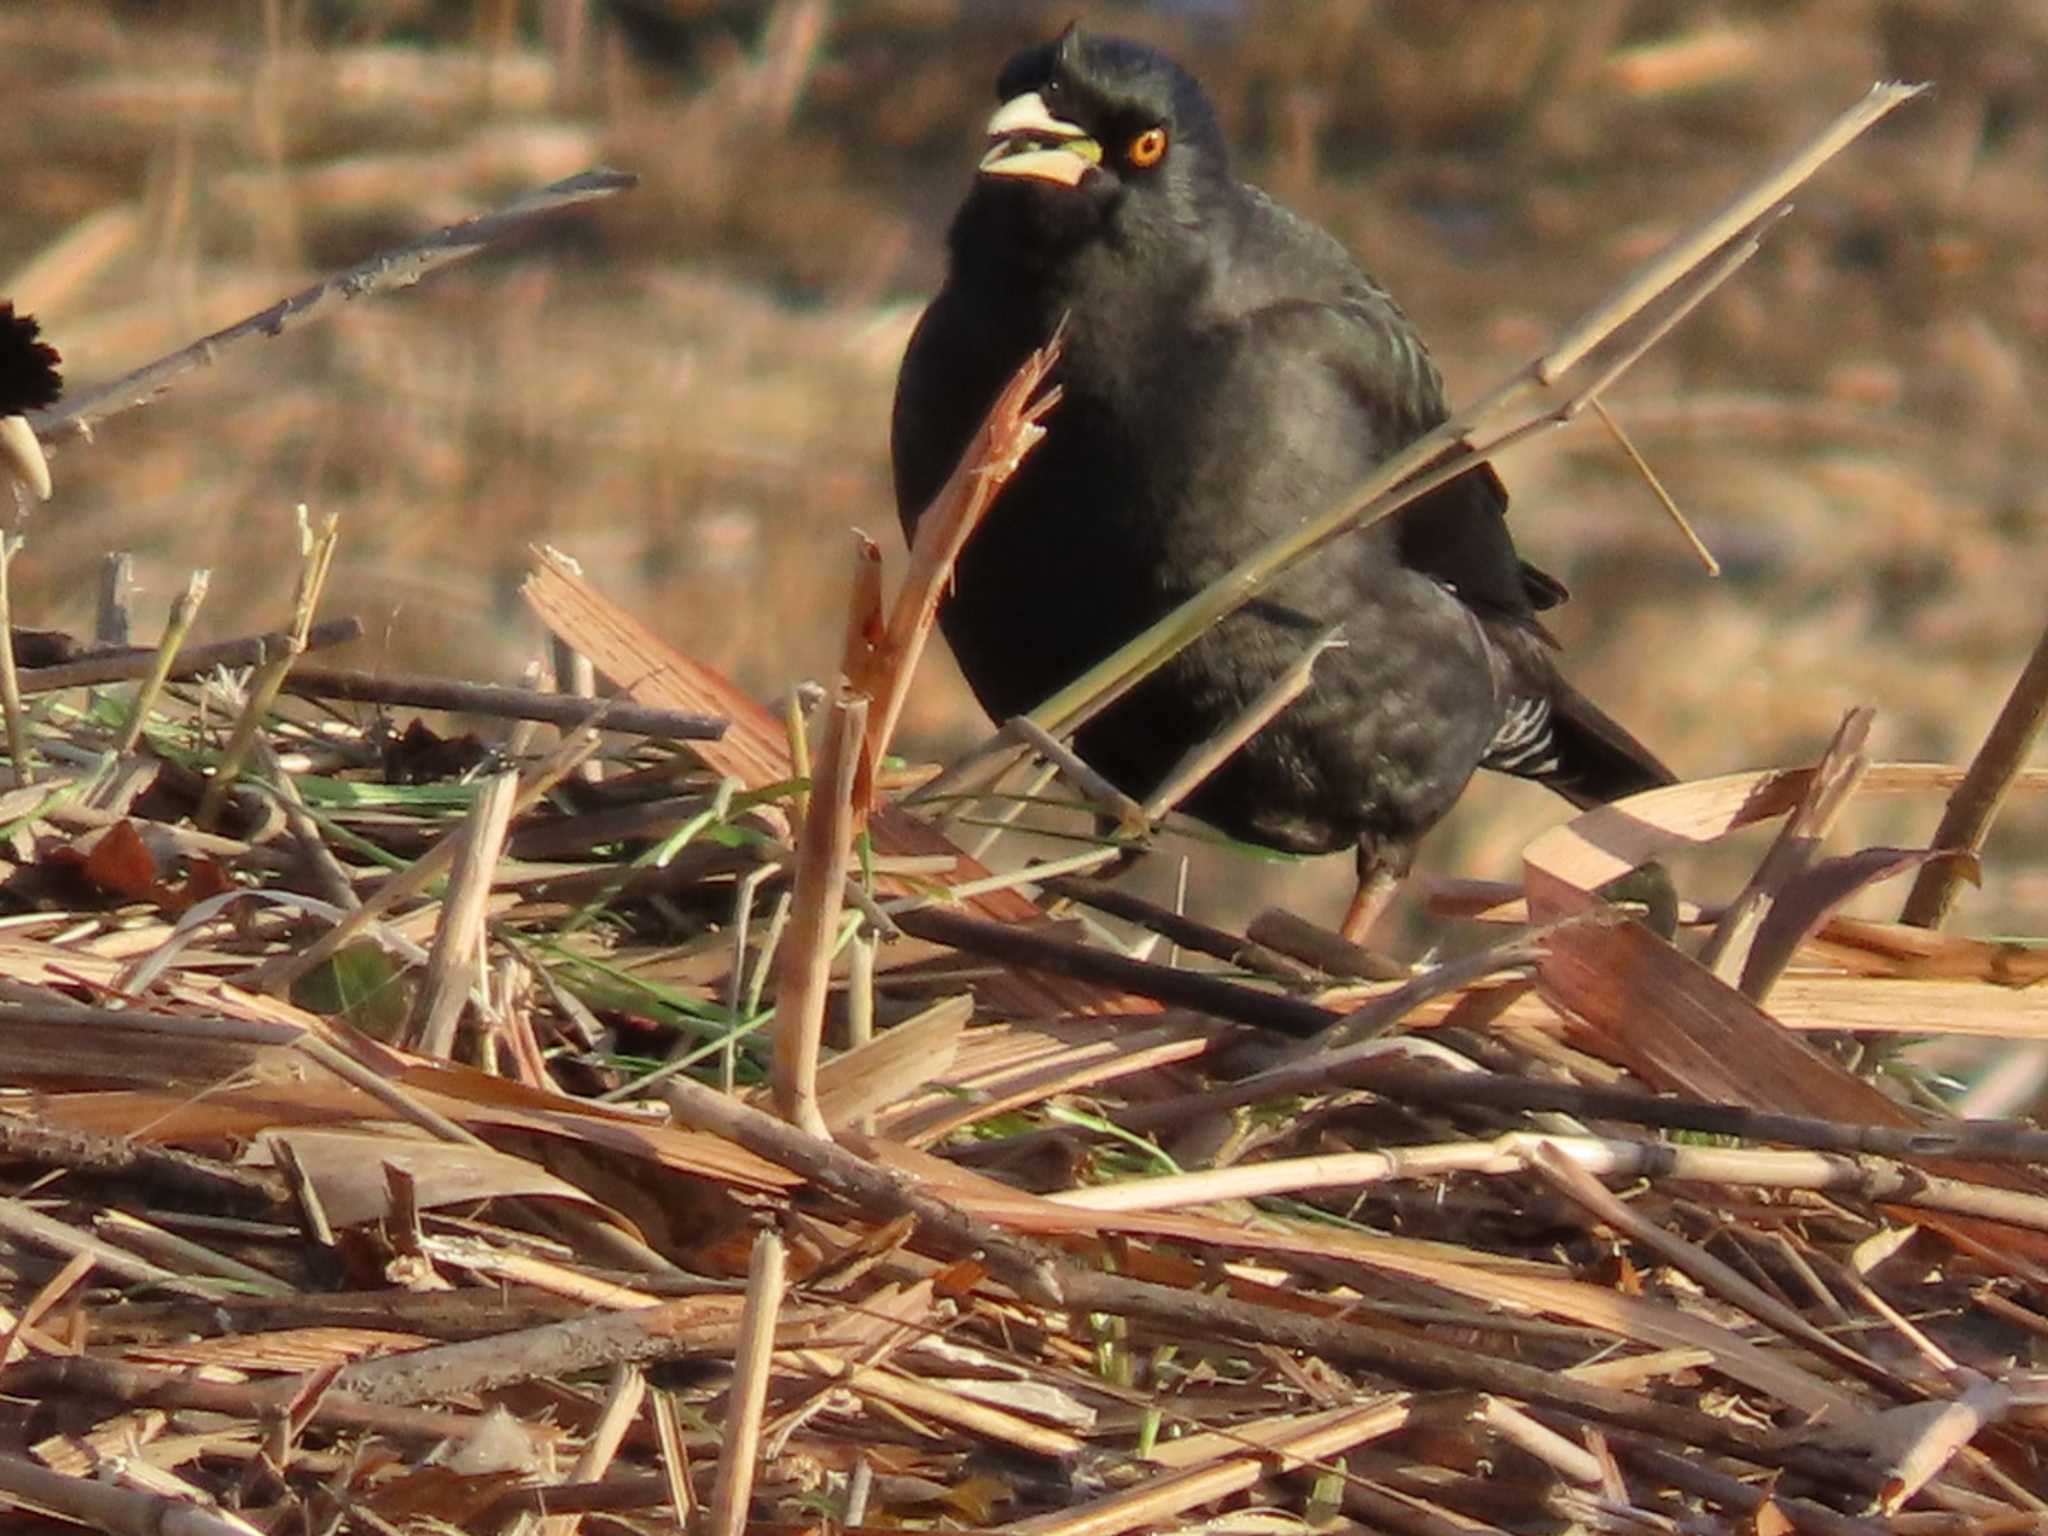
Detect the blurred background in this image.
<box><xmin>3</xmin><ymin>0</ymin><xmax>2043</xmax><ymax>938</ymax></box>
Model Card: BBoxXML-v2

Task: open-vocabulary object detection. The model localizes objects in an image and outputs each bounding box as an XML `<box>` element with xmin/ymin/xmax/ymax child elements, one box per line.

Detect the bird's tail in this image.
<box><xmin>1532</xmin><ymin>675</ymin><xmax>1675</xmax><ymax>809</ymax></box>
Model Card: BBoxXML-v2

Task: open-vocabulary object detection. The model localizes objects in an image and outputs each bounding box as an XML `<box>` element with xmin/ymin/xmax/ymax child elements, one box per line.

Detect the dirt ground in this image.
<box><xmin>3</xmin><ymin>0</ymin><xmax>2043</xmax><ymax>937</ymax></box>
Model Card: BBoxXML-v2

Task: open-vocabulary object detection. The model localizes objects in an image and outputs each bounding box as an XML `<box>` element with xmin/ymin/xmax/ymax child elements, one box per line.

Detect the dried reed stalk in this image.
<box><xmin>411</xmin><ymin>770</ymin><xmax>519</xmax><ymax>1058</ymax></box>
<box><xmin>1901</xmin><ymin>617</ymin><xmax>2048</xmax><ymax>930</ymax></box>
<box><xmin>771</xmin><ymin>686</ymin><xmax>868</xmax><ymax>1139</ymax></box>
<box><xmin>1699</xmin><ymin>706</ymin><xmax>1872</xmax><ymax>993</ymax></box>
<box><xmin>116</xmin><ymin>569</ymin><xmax>209</xmax><ymax>755</ymax></box>
<box><xmin>856</xmin><ymin>334</ymin><xmax>1062</xmax><ymax>767</ymax></box>
<box><xmin>703</xmin><ymin>1230</ymin><xmax>785</xmax><ymax>1536</ymax></box>
<box><xmin>196</xmin><ymin>511</ymin><xmax>338</xmax><ymax>829</ymax></box>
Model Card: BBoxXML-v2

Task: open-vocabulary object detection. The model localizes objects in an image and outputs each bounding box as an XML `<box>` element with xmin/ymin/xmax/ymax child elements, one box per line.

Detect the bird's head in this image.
<box><xmin>960</xmin><ymin>27</ymin><xmax>1230</xmax><ymax>267</ymax></box>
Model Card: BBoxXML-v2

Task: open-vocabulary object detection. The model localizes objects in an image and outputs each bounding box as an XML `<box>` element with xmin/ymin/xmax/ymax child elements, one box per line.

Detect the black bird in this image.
<box><xmin>0</xmin><ymin>303</ymin><xmax>62</xmax><ymax>503</ymax></box>
<box><xmin>892</xmin><ymin>29</ymin><xmax>1671</xmax><ymax>939</ymax></box>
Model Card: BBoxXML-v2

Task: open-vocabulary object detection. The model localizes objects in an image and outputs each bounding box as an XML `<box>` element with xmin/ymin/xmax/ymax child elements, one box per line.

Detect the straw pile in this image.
<box><xmin>0</xmin><ymin>6</ymin><xmax>2045</xmax><ymax>1534</ymax></box>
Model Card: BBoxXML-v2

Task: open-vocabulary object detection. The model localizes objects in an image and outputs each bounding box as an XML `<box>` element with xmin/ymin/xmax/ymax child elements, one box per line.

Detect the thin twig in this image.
<box><xmin>890</xmin><ymin>906</ymin><xmax>1336</xmax><ymax>1038</ymax></box>
<box><xmin>1901</xmin><ymin>617</ymin><xmax>2048</xmax><ymax>930</ymax></box>
<box><xmin>117</xmin><ymin>569</ymin><xmax>209</xmax><ymax>755</ymax></box>
<box><xmin>27</xmin><ymin>169</ymin><xmax>639</xmax><ymax>446</ymax></box>
<box><xmin>249</xmin><ymin>731</ymin><xmax>357</xmax><ymax>909</ymax></box>
<box><xmin>282</xmin><ymin>663</ymin><xmax>726</xmax><ymax>740</ymax></box>
<box><xmin>538</xmin><ymin>1364</ymin><xmax>647</xmax><ymax>1536</ymax></box>
<box><xmin>1342</xmin><ymin>1059</ymin><xmax>2048</xmax><ymax>1163</ymax></box>
<box><xmin>1589</xmin><ymin>396</ymin><xmax>1720</xmax><ymax>575</ymax></box>
<box><xmin>1143</xmin><ymin>625</ymin><xmax>1345</xmax><ymax>820</ymax></box>
<box><xmin>0</xmin><ymin>1454</ymin><xmax>255</xmax><ymax>1536</ymax></box>
<box><xmin>659</xmin><ymin>1072</ymin><xmax>1066</xmax><ymax>1306</ymax></box>
<box><xmin>19</xmin><ymin>615</ymin><xmax>360</xmax><ymax>695</ymax></box>
<box><xmin>1039</xmin><ymin>875</ymin><xmax>1315</xmax><ymax>984</ymax></box>
<box><xmin>197</xmin><ymin>510</ymin><xmax>338</xmax><ymax>828</ymax></box>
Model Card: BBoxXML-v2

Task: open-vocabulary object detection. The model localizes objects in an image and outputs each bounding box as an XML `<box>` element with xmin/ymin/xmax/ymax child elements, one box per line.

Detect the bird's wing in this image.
<box><xmin>1223</xmin><ymin>191</ymin><xmax>1551</xmax><ymax>625</ymax></box>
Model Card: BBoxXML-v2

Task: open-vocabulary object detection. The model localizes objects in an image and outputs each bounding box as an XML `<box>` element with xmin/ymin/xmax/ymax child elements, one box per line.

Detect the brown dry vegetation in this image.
<box><xmin>3</xmin><ymin>0</ymin><xmax>2045</xmax><ymax>934</ymax></box>
<box><xmin>0</xmin><ymin>7</ymin><xmax>2046</xmax><ymax>1530</ymax></box>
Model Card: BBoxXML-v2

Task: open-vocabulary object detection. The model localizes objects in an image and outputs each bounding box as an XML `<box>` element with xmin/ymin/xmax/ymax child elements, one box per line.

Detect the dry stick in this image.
<box><xmin>1699</xmin><ymin>706</ymin><xmax>1872</xmax><ymax>993</ymax></box>
<box><xmin>280</xmin><ymin>663</ymin><xmax>725</xmax><ymax>740</ymax></box>
<box><xmin>329</xmin><ymin>1295</ymin><xmax>807</xmax><ymax>1407</ymax></box>
<box><xmin>244</xmin><ymin>724</ymin><xmax>601</xmax><ymax>994</ymax></box>
<box><xmin>1246</xmin><ymin>907</ymin><xmax>1408</xmax><ymax>982</ymax></box>
<box><xmin>538</xmin><ymin>1364</ymin><xmax>647</xmax><ymax>1536</ymax></box>
<box><xmin>950</xmin><ymin>942</ymin><xmax>1542</xmax><ymax>1168</ymax></box>
<box><xmin>0</xmin><ymin>1195</ymin><xmax>226</xmax><ymax>1298</ymax></box>
<box><xmin>782</xmin><ymin>686</ymin><xmax>813</xmax><ymax>829</ymax></box>
<box><xmin>1476</xmin><ymin>1396</ymin><xmax>1604</xmax><ymax>1487</ymax></box>
<box><xmin>1340</xmin><ymin>1058</ymin><xmax>2048</xmax><ymax>1163</ymax></box>
<box><xmin>852</xmin><ymin>341</ymin><xmax>1063</xmax><ymax>861</ymax></box>
<box><xmin>1142</xmin><ymin>624</ymin><xmax>1346</xmax><ymax>821</ymax></box>
<box><xmin>96</xmin><ymin>551</ymin><xmax>135</xmax><ymax>646</ymax></box>
<box><xmin>704</xmin><ymin>1232</ymin><xmax>785</xmax><ymax>1536</ymax></box>
<box><xmin>1052</xmin><ymin>1269</ymin><xmax>1883</xmax><ymax>1499</ymax></box>
<box><xmin>26</xmin><ymin>169</ymin><xmax>638</xmax><ymax>448</ymax></box>
<box><xmin>1602</xmin><ymin>1434</ymin><xmax>1892</xmax><ymax>1536</ymax></box>
<box><xmin>0</xmin><ymin>1452</ymin><xmax>255</xmax><ymax>1536</ymax></box>
<box><xmin>289</xmin><ymin>1035</ymin><xmax>493</xmax><ymax>1151</ymax></box>
<box><xmin>0</xmin><ymin>1355</ymin><xmax>494</xmax><ymax>1445</ymax></box>
<box><xmin>196</xmin><ymin>511</ymin><xmax>338</xmax><ymax>828</ymax></box>
<box><xmin>412</xmin><ymin>770</ymin><xmax>520</xmax><ymax>1057</ymax></box>
<box><xmin>1037</xmin><ymin>875</ymin><xmax>1316</xmax><ymax>984</ymax></box>
<box><xmin>772</xmin><ymin>689</ymin><xmax>868</xmax><ymax>1138</ymax></box>
<box><xmin>0</xmin><ymin>418</ymin><xmax>48</xmax><ymax>502</ymax></box>
<box><xmin>651</xmin><ymin>1389</ymin><xmax>694</xmax><ymax>1527</ymax></box>
<box><xmin>659</xmin><ymin>1073</ymin><xmax>1066</xmax><ymax>1306</ymax></box>
<box><xmin>117</xmin><ymin>570</ymin><xmax>210</xmax><ymax>754</ymax></box>
<box><xmin>1901</xmin><ymin>617</ymin><xmax>2048</xmax><ymax>929</ymax></box>
<box><xmin>921</xmin><ymin>84</ymin><xmax>1920</xmax><ymax>801</ymax></box>
<box><xmin>890</xmin><ymin>906</ymin><xmax>1337</xmax><ymax>1039</ymax></box>
<box><xmin>17</xmin><ymin>615</ymin><xmax>361</xmax><ymax>695</ymax></box>
<box><xmin>0</xmin><ymin>1113</ymin><xmax>287</xmax><ymax>1215</ymax></box>
<box><xmin>843</xmin><ymin>930</ymin><xmax>881</xmax><ymax>1137</ymax></box>
<box><xmin>0</xmin><ymin>537</ymin><xmax>31</xmax><ymax>785</ymax></box>
<box><xmin>551</xmin><ymin>636</ymin><xmax>605</xmax><ymax>784</ymax></box>
<box><xmin>1066</xmin><ymin>1128</ymin><xmax>2048</xmax><ymax>1236</ymax></box>
<box><xmin>1588</xmin><ymin>397</ymin><xmax>1719</xmax><ymax>576</ymax></box>
<box><xmin>1002</xmin><ymin>713</ymin><xmax>1149</xmax><ymax>830</ymax></box>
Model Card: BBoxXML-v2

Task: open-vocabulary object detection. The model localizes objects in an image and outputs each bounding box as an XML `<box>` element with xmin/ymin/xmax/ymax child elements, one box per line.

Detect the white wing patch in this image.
<box><xmin>1485</xmin><ymin>694</ymin><xmax>1561</xmax><ymax>779</ymax></box>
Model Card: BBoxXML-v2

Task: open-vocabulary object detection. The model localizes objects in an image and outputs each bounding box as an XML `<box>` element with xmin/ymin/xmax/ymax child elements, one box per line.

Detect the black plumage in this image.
<box><xmin>0</xmin><ymin>304</ymin><xmax>61</xmax><ymax>505</ymax></box>
<box><xmin>892</xmin><ymin>30</ymin><xmax>1670</xmax><ymax>937</ymax></box>
<box><xmin>0</xmin><ymin>305</ymin><xmax>61</xmax><ymax>418</ymax></box>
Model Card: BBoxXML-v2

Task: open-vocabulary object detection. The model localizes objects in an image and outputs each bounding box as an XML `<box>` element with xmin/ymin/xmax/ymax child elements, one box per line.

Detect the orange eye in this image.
<box><xmin>1127</xmin><ymin>126</ymin><xmax>1168</xmax><ymax>168</ymax></box>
